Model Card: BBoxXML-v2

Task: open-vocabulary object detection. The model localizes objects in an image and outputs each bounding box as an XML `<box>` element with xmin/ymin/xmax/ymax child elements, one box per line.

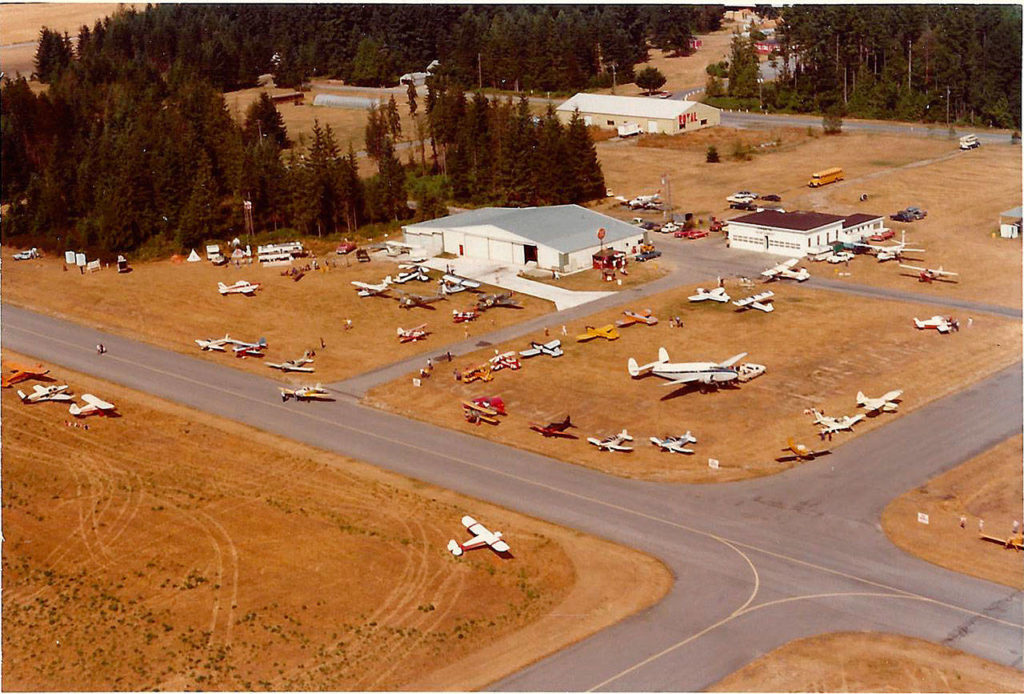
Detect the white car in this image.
<box><xmin>13</xmin><ymin>248</ymin><xmax>39</xmax><ymax>260</ymax></box>
<box><xmin>827</xmin><ymin>251</ymin><xmax>855</xmax><ymax>264</ymax></box>
<box><xmin>660</xmin><ymin>222</ymin><xmax>681</xmax><ymax>234</ymax></box>
<box><xmin>726</xmin><ymin>191</ymin><xmax>758</xmax><ymax>204</ymax></box>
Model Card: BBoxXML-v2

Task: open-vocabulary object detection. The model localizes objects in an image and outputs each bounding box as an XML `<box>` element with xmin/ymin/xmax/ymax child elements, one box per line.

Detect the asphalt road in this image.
<box><xmin>4</xmin><ymin>303</ymin><xmax>1021</xmax><ymax>691</ymax></box>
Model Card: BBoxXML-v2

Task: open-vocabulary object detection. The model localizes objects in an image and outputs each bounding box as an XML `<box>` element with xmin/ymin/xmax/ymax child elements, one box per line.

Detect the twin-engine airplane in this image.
<box><xmin>529</xmin><ymin>415</ymin><xmax>577</xmax><ymax>438</ymax></box>
<box><xmin>914</xmin><ymin>315</ymin><xmax>960</xmax><ymax>333</ymax></box>
<box><xmin>218</xmin><ymin>280</ymin><xmax>261</xmax><ymax>296</ymax></box>
<box><xmin>899</xmin><ymin>264</ymin><xmax>959</xmax><ymax>283</ymax></box>
<box><xmin>1</xmin><ymin>362</ymin><xmax>51</xmax><ymax>388</ymax></box>
<box><xmin>397</xmin><ymin>324</ymin><xmax>429</xmax><ymax>343</ymax></box>
<box><xmin>689</xmin><ymin>287</ymin><xmax>731</xmax><ymax>303</ymax></box>
<box><xmin>733</xmin><ymin>290</ymin><xmax>775</xmax><ymax>313</ymax></box>
<box><xmin>628</xmin><ymin>348</ymin><xmax>749</xmax><ymax>391</ymax></box>
<box><xmin>69</xmin><ymin>394</ymin><xmax>118</xmax><ymax>417</ymax></box>
<box><xmin>280</xmin><ymin>384</ymin><xmax>334</xmax><ymax>402</ymax></box>
<box><xmin>615</xmin><ymin>309</ymin><xmax>658</xmax><ymax>328</ymax></box>
<box><xmin>857</xmin><ymin>389</ymin><xmax>903</xmax><ymax>414</ymax></box>
<box><xmin>577</xmin><ymin>325</ymin><xmax>620</xmax><ymax>342</ymax></box>
<box><xmin>762</xmin><ymin>258</ymin><xmax>810</xmax><ymax>282</ymax></box>
<box><xmin>588</xmin><ymin>429</ymin><xmax>634</xmax><ymax>452</ymax></box>
<box><xmin>650</xmin><ymin>432</ymin><xmax>698</xmax><ymax>454</ymax></box>
<box><xmin>351</xmin><ymin>277</ymin><xmax>393</xmax><ymax>297</ymax></box>
<box><xmin>17</xmin><ymin>384</ymin><xmax>73</xmax><ymax>403</ymax></box>
<box><xmin>776</xmin><ymin>438</ymin><xmax>831</xmax><ymax>462</ymax></box>
<box><xmin>519</xmin><ymin>340</ymin><xmax>563</xmax><ymax>358</ymax></box>
<box><xmin>447</xmin><ymin>516</ymin><xmax>511</xmax><ymax>557</ymax></box>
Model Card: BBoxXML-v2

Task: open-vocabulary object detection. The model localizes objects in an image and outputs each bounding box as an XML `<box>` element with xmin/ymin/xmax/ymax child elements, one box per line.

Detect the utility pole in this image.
<box><xmin>661</xmin><ymin>173</ymin><xmax>671</xmax><ymax>221</ymax></box>
<box><xmin>611</xmin><ymin>64</ymin><xmax>617</xmax><ymax>94</ymax></box>
<box><xmin>946</xmin><ymin>85</ymin><xmax>951</xmax><ymax>128</ymax></box>
<box><xmin>477</xmin><ymin>52</ymin><xmax>483</xmax><ymax>90</ymax></box>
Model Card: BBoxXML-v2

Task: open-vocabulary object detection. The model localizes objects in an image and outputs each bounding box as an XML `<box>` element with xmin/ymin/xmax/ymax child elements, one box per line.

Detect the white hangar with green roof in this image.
<box><xmin>402</xmin><ymin>204</ymin><xmax>645</xmax><ymax>273</ymax></box>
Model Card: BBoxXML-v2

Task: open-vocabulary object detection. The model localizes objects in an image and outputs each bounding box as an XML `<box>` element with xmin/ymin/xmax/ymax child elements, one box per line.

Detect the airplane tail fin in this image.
<box><xmin>68</xmin><ymin>403</ymin><xmax>82</xmax><ymax>416</ymax></box>
<box><xmin>258</xmin><ymin>337</ymin><xmax>267</xmax><ymax>348</ymax></box>
<box><xmin>562</xmin><ymin>415</ymin><xmax>574</xmax><ymax>429</ymax></box>
<box><xmin>16</xmin><ymin>389</ymin><xmax>27</xmax><ymax>401</ymax></box>
<box><xmin>658</xmin><ymin>347</ymin><xmax>670</xmax><ymax>363</ymax></box>
<box><xmin>856</xmin><ymin>391</ymin><xmax>867</xmax><ymax>405</ymax></box>
<box><xmin>627</xmin><ymin>357</ymin><xmax>641</xmax><ymax>377</ymax></box>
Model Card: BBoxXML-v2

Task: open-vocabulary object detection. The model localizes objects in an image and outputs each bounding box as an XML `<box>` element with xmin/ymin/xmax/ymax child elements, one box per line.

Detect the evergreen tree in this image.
<box><xmin>563</xmin><ymin>110</ymin><xmax>605</xmax><ymax>203</ymax></box>
<box><xmin>635</xmin><ymin>66</ymin><xmax>667</xmax><ymax>95</ymax></box>
<box><xmin>243</xmin><ymin>92</ymin><xmax>289</xmax><ymax>147</ymax></box>
<box><xmin>727</xmin><ymin>36</ymin><xmax>760</xmax><ymax>98</ymax></box>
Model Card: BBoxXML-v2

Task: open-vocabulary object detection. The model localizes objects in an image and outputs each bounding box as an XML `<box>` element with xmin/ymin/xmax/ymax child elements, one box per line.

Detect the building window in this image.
<box><xmin>607</xmin><ymin>120</ymin><xmax>615</xmax><ymax>126</ymax></box>
<box><xmin>700</xmin><ymin>119</ymin><xmax>707</xmax><ymax>125</ymax></box>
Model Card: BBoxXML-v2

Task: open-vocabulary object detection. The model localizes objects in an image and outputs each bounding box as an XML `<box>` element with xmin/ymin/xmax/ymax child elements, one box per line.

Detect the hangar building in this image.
<box><xmin>402</xmin><ymin>205</ymin><xmax>645</xmax><ymax>273</ymax></box>
<box><xmin>727</xmin><ymin>210</ymin><xmax>886</xmax><ymax>257</ymax></box>
<box><xmin>555</xmin><ymin>93</ymin><xmax>720</xmax><ymax>135</ymax></box>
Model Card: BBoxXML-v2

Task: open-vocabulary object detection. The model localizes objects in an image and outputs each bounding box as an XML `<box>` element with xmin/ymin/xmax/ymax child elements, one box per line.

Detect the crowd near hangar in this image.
<box><xmin>556</xmin><ymin>93</ymin><xmax>721</xmax><ymax>135</ymax></box>
<box><xmin>727</xmin><ymin>210</ymin><xmax>886</xmax><ymax>258</ymax></box>
<box><xmin>402</xmin><ymin>205</ymin><xmax>645</xmax><ymax>274</ymax></box>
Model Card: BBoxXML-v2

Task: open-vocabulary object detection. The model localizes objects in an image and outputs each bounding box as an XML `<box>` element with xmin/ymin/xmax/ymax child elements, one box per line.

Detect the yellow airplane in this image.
<box><xmin>979</xmin><ymin>531</ymin><xmax>1023</xmax><ymax>551</ymax></box>
<box><xmin>576</xmin><ymin>324</ymin><xmax>620</xmax><ymax>342</ymax></box>
<box><xmin>776</xmin><ymin>438</ymin><xmax>831</xmax><ymax>462</ymax></box>
<box><xmin>458</xmin><ymin>363</ymin><xmax>493</xmax><ymax>383</ymax></box>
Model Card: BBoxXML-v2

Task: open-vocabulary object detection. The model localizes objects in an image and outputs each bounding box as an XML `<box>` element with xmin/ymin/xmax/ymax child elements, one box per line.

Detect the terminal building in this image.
<box><xmin>727</xmin><ymin>210</ymin><xmax>886</xmax><ymax>258</ymax></box>
<box><xmin>402</xmin><ymin>205</ymin><xmax>645</xmax><ymax>274</ymax></box>
<box><xmin>555</xmin><ymin>93</ymin><xmax>720</xmax><ymax>136</ymax></box>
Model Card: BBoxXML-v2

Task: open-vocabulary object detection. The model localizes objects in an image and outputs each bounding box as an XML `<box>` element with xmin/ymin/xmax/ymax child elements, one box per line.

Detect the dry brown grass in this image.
<box><xmin>1</xmin><ymin>353</ymin><xmax>670</xmax><ymax>691</ymax></box>
<box><xmin>882</xmin><ymin>435</ymin><xmax>1023</xmax><ymax>589</ymax></box>
<box><xmin>0</xmin><ymin>250</ymin><xmax>554</xmax><ymax>383</ymax></box>
<box><xmin>0</xmin><ymin>3</ymin><xmax>132</xmax><ymax>45</ymax></box>
<box><xmin>709</xmin><ymin>631</ymin><xmax>1024</xmax><ymax>692</ymax></box>
<box><xmin>367</xmin><ymin>282</ymin><xmax>1021</xmax><ymax>483</ymax></box>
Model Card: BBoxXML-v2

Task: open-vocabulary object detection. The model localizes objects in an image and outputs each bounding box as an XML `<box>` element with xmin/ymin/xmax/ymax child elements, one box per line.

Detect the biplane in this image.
<box><xmin>266</xmin><ymin>353</ymin><xmax>315</xmax><ymax>372</ymax></box>
<box><xmin>776</xmin><ymin>438</ymin><xmax>831</xmax><ymax>462</ymax></box>
<box><xmin>397</xmin><ymin>324</ymin><xmax>429</xmax><ymax>343</ymax></box>
<box><xmin>351</xmin><ymin>277</ymin><xmax>393</xmax><ymax>297</ymax></box>
<box><xmin>439</xmin><ymin>274</ymin><xmax>482</xmax><ymax>295</ymax></box>
<box><xmin>856</xmin><ymin>389</ymin><xmax>903</xmax><ymax>414</ymax></box>
<box><xmin>218</xmin><ymin>280</ymin><xmax>261</xmax><ymax>296</ymax></box>
<box><xmin>688</xmin><ymin>287</ymin><xmax>731</xmax><ymax>303</ymax></box>
<box><xmin>913</xmin><ymin>316</ymin><xmax>959</xmax><ymax>333</ymax></box>
<box><xmin>1</xmin><ymin>362</ymin><xmax>51</xmax><ymax>388</ymax></box>
<box><xmin>615</xmin><ymin>309</ymin><xmax>659</xmax><ymax>328</ymax></box>
<box><xmin>899</xmin><ymin>264</ymin><xmax>959</xmax><ymax>283</ymax></box>
<box><xmin>576</xmin><ymin>324</ymin><xmax>620</xmax><ymax>342</ymax></box>
<box><xmin>807</xmin><ymin>409</ymin><xmax>864</xmax><ymax>436</ymax></box>
<box><xmin>279</xmin><ymin>384</ymin><xmax>334</xmax><ymax>402</ymax></box>
<box><xmin>519</xmin><ymin>340</ymin><xmax>563</xmax><ymax>359</ymax></box>
<box><xmin>462</xmin><ymin>397</ymin><xmax>505</xmax><ymax>424</ymax></box>
<box><xmin>649</xmin><ymin>432</ymin><xmax>698</xmax><ymax>454</ymax></box>
<box><xmin>529</xmin><ymin>415</ymin><xmax>577</xmax><ymax>438</ymax></box>
<box><xmin>761</xmin><ymin>258</ymin><xmax>810</xmax><ymax>282</ymax></box>
<box><xmin>17</xmin><ymin>384</ymin><xmax>73</xmax><ymax>403</ymax></box>
<box><xmin>476</xmin><ymin>292</ymin><xmax>523</xmax><ymax>311</ymax></box>
<box><xmin>447</xmin><ymin>516</ymin><xmax>511</xmax><ymax>557</ymax></box>
<box><xmin>458</xmin><ymin>363</ymin><xmax>493</xmax><ymax>383</ymax></box>
<box><xmin>488</xmin><ymin>351</ymin><xmax>521</xmax><ymax>372</ymax></box>
<box><xmin>392</xmin><ymin>265</ymin><xmax>431</xmax><ymax>284</ymax></box>
<box><xmin>452</xmin><ymin>309</ymin><xmax>479</xmax><ymax>323</ymax></box>
<box><xmin>69</xmin><ymin>394</ymin><xmax>118</xmax><ymax>417</ymax></box>
<box><xmin>628</xmin><ymin>348</ymin><xmax>749</xmax><ymax>391</ymax></box>
<box><xmin>733</xmin><ymin>290</ymin><xmax>776</xmax><ymax>313</ymax></box>
<box><xmin>587</xmin><ymin>429</ymin><xmax>634</xmax><ymax>452</ymax></box>
<box><xmin>395</xmin><ymin>290</ymin><xmax>447</xmax><ymax>310</ymax></box>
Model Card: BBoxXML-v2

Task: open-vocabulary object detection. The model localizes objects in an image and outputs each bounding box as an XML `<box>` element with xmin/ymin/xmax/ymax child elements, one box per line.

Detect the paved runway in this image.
<box><xmin>4</xmin><ymin>303</ymin><xmax>1021</xmax><ymax>690</ymax></box>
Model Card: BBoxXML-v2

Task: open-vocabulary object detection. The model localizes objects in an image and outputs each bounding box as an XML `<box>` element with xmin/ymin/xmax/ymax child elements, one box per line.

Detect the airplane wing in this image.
<box><xmin>658</xmin><ymin>373</ymin><xmax>704</xmax><ymax>386</ymax></box>
<box><xmin>82</xmin><ymin>394</ymin><xmax>115</xmax><ymax>410</ymax></box>
<box><xmin>881</xmin><ymin>390</ymin><xmax>903</xmax><ymax>402</ymax></box>
<box><xmin>719</xmin><ymin>352</ymin><xmax>748</xmax><ymax>368</ymax></box>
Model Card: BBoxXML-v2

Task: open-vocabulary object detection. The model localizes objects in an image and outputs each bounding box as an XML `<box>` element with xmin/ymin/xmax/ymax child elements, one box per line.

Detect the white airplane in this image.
<box><xmin>229</xmin><ymin>336</ymin><xmax>268</xmax><ymax>356</ymax></box>
<box><xmin>913</xmin><ymin>315</ymin><xmax>960</xmax><ymax>333</ymax></box>
<box><xmin>447</xmin><ymin>515</ymin><xmax>511</xmax><ymax>556</ymax></box>
<box><xmin>439</xmin><ymin>274</ymin><xmax>482</xmax><ymax>294</ymax></box>
<box><xmin>266</xmin><ymin>354</ymin><xmax>315</xmax><ymax>373</ymax></box>
<box><xmin>856</xmin><ymin>389</ymin><xmax>903</xmax><ymax>414</ymax></box>
<box><xmin>218</xmin><ymin>280</ymin><xmax>261</xmax><ymax>296</ymax></box>
<box><xmin>195</xmin><ymin>334</ymin><xmax>233</xmax><ymax>351</ymax></box>
<box><xmin>351</xmin><ymin>277</ymin><xmax>393</xmax><ymax>297</ymax></box>
<box><xmin>17</xmin><ymin>384</ymin><xmax>73</xmax><ymax>403</ymax></box>
<box><xmin>807</xmin><ymin>408</ymin><xmax>864</xmax><ymax>435</ymax></box>
<box><xmin>762</xmin><ymin>258</ymin><xmax>810</xmax><ymax>282</ymax></box>
<box><xmin>279</xmin><ymin>384</ymin><xmax>334</xmax><ymax>402</ymax></box>
<box><xmin>519</xmin><ymin>339</ymin><xmax>563</xmax><ymax>358</ymax></box>
<box><xmin>69</xmin><ymin>394</ymin><xmax>117</xmax><ymax>417</ymax></box>
<box><xmin>688</xmin><ymin>287</ymin><xmax>731</xmax><ymax>303</ymax></box>
<box><xmin>392</xmin><ymin>266</ymin><xmax>431</xmax><ymax>284</ymax></box>
<box><xmin>13</xmin><ymin>247</ymin><xmax>39</xmax><ymax>260</ymax></box>
<box><xmin>899</xmin><ymin>264</ymin><xmax>959</xmax><ymax>283</ymax></box>
<box><xmin>733</xmin><ymin>290</ymin><xmax>775</xmax><ymax>313</ymax></box>
<box><xmin>397</xmin><ymin>324</ymin><xmax>429</xmax><ymax>343</ymax></box>
<box><xmin>587</xmin><ymin>429</ymin><xmax>634</xmax><ymax>452</ymax></box>
<box><xmin>856</xmin><ymin>241</ymin><xmax>924</xmax><ymax>262</ymax></box>
<box><xmin>628</xmin><ymin>348</ymin><xmax>749</xmax><ymax>390</ymax></box>
<box><xmin>649</xmin><ymin>432</ymin><xmax>698</xmax><ymax>454</ymax></box>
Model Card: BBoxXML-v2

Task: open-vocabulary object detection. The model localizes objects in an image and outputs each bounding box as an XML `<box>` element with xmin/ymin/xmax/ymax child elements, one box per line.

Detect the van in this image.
<box><xmin>807</xmin><ymin>167</ymin><xmax>844</xmax><ymax>187</ymax></box>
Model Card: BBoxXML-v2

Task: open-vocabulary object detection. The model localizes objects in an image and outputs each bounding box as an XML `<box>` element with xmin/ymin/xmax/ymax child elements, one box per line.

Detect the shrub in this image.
<box><xmin>706</xmin><ymin>145</ymin><xmax>720</xmax><ymax>163</ymax></box>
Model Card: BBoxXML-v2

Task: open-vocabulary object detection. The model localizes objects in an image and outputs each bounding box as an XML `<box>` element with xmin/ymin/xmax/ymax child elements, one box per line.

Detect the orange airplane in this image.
<box><xmin>775</xmin><ymin>438</ymin><xmax>831</xmax><ymax>462</ymax></box>
<box><xmin>2</xmin><ymin>362</ymin><xmax>51</xmax><ymax>388</ymax></box>
<box><xmin>615</xmin><ymin>309</ymin><xmax>659</xmax><ymax>328</ymax></box>
<box><xmin>576</xmin><ymin>324</ymin><xmax>620</xmax><ymax>342</ymax></box>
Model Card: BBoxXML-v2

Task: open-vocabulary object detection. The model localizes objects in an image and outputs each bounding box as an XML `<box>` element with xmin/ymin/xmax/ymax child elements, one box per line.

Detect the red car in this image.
<box><xmin>869</xmin><ymin>229</ymin><xmax>895</xmax><ymax>242</ymax></box>
<box><xmin>675</xmin><ymin>229</ymin><xmax>709</xmax><ymax>239</ymax></box>
<box><xmin>336</xmin><ymin>241</ymin><xmax>357</xmax><ymax>255</ymax></box>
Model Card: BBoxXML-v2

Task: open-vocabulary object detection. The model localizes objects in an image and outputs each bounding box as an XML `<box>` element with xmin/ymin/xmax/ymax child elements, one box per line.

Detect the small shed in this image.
<box><xmin>592</xmin><ymin>247</ymin><xmax>626</xmax><ymax>270</ymax></box>
<box><xmin>999</xmin><ymin>206</ymin><xmax>1021</xmax><ymax>239</ymax></box>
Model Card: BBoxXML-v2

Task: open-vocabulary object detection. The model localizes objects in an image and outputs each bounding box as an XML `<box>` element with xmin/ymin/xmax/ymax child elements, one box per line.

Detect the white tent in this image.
<box><xmin>187</xmin><ymin>249</ymin><xmax>201</xmax><ymax>262</ymax></box>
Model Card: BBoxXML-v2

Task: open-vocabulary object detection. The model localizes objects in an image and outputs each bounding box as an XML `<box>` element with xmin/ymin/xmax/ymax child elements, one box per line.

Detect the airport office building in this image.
<box><xmin>555</xmin><ymin>93</ymin><xmax>721</xmax><ymax>135</ymax></box>
<box><xmin>727</xmin><ymin>210</ymin><xmax>886</xmax><ymax>258</ymax></box>
<box><xmin>402</xmin><ymin>204</ymin><xmax>645</xmax><ymax>274</ymax></box>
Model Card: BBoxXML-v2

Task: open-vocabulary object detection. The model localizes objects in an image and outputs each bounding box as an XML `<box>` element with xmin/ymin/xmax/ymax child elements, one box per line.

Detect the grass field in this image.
<box><xmin>1</xmin><ymin>354</ymin><xmax>670</xmax><ymax>690</ymax></box>
<box><xmin>367</xmin><ymin>281</ymin><xmax>1021</xmax><ymax>483</ymax></box>
<box><xmin>0</xmin><ymin>3</ymin><xmax>132</xmax><ymax>75</ymax></box>
<box><xmin>709</xmin><ymin>631</ymin><xmax>1024</xmax><ymax>692</ymax></box>
<box><xmin>882</xmin><ymin>435</ymin><xmax>1023</xmax><ymax>589</ymax></box>
<box><xmin>0</xmin><ymin>249</ymin><xmax>554</xmax><ymax>383</ymax></box>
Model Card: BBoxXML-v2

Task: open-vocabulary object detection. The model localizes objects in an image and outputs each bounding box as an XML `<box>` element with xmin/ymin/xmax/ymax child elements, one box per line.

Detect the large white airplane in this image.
<box><xmin>856</xmin><ymin>389</ymin><xmax>903</xmax><ymax>414</ymax></box>
<box><xmin>447</xmin><ymin>515</ymin><xmax>511</xmax><ymax>556</ymax></box>
<box><xmin>519</xmin><ymin>339</ymin><xmax>563</xmax><ymax>358</ymax></box>
<box><xmin>351</xmin><ymin>277</ymin><xmax>393</xmax><ymax>297</ymax></box>
<box><xmin>17</xmin><ymin>384</ymin><xmax>73</xmax><ymax>403</ymax></box>
<box><xmin>69</xmin><ymin>394</ymin><xmax>117</xmax><ymax>417</ymax></box>
<box><xmin>587</xmin><ymin>429</ymin><xmax>634</xmax><ymax>452</ymax></box>
<box><xmin>689</xmin><ymin>287</ymin><xmax>731</xmax><ymax>303</ymax></box>
<box><xmin>650</xmin><ymin>432</ymin><xmax>698</xmax><ymax>454</ymax></box>
<box><xmin>807</xmin><ymin>408</ymin><xmax>864</xmax><ymax>435</ymax></box>
<box><xmin>913</xmin><ymin>315</ymin><xmax>959</xmax><ymax>333</ymax></box>
<box><xmin>733</xmin><ymin>290</ymin><xmax>775</xmax><ymax>313</ymax></box>
<box><xmin>628</xmin><ymin>348</ymin><xmax>749</xmax><ymax>390</ymax></box>
<box><xmin>218</xmin><ymin>280</ymin><xmax>261</xmax><ymax>296</ymax></box>
<box><xmin>762</xmin><ymin>258</ymin><xmax>810</xmax><ymax>282</ymax></box>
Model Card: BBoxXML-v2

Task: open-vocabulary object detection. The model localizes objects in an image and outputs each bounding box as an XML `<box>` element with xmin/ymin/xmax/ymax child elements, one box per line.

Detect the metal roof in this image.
<box><xmin>841</xmin><ymin>213</ymin><xmax>884</xmax><ymax>228</ymax></box>
<box><xmin>1001</xmin><ymin>206</ymin><xmax>1022</xmax><ymax>218</ymax></box>
<box><xmin>730</xmin><ymin>210</ymin><xmax>845</xmax><ymax>232</ymax></box>
<box><xmin>556</xmin><ymin>93</ymin><xmax>705</xmax><ymax>120</ymax></box>
<box><xmin>404</xmin><ymin>205</ymin><xmax>642</xmax><ymax>253</ymax></box>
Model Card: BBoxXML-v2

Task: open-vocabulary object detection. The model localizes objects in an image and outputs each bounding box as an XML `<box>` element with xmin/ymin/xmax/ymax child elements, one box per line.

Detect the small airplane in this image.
<box><xmin>762</xmin><ymin>258</ymin><xmax>810</xmax><ymax>282</ymax></box>
<box><xmin>1</xmin><ymin>362</ymin><xmax>51</xmax><ymax>388</ymax></box>
<box><xmin>69</xmin><ymin>394</ymin><xmax>118</xmax><ymax>417</ymax></box>
<box><xmin>195</xmin><ymin>335</ymin><xmax>233</xmax><ymax>351</ymax></box>
<box><xmin>806</xmin><ymin>408</ymin><xmax>864</xmax><ymax>436</ymax></box>
<box><xmin>447</xmin><ymin>515</ymin><xmax>511</xmax><ymax>557</ymax></box>
<box><xmin>279</xmin><ymin>384</ymin><xmax>334</xmax><ymax>402</ymax></box>
<box><xmin>13</xmin><ymin>247</ymin><xmax>40</xmax><ymax>260</ymax></box>
<box><xmin>688</xmin><ymin>287</ymin><xmax>731</xmax><ymax>303</ymax></box>
<box><xmin>519</xmin><ymin>339</ymin><xmax>563</xmax><ymax>359</ymax></box>
<box><xmin>576</xmin><ymin>324</ymin><xmax>620</xmax><ymax>342</ymax></box>
<box><xmin>587</xmin><ymin>429</ymin><xmax>634</xmax><ymax>452</ymax></box>
<box><xmin>649</xmin><ymin>432</ymin><xmax>698</xmax><ymax>454</ymax></box>
<box><xmin>615</xmin><ymin>309</ymin><xmax>659</xmax><ymax>328</ymax></box>
<box><xmin>476</xmin><ymin>292</ymin><xmax>523</xmax><ymax>311</ymax></box>
<box><xmin>397</xmin><ymin>324</ymin><xmax>429</xmax><ymax>343</ymax></box>
<box><xmin>979</xmin><ymin>531</ymin><xmax>1023</xmax><ymax>551</ymax></box>
<box><xmin>392</xmin><ymin>266</ymin><xmax>431</xmax><ymax>284</ymax></box>
<box><xmin>855</xmin><ymin>235</ymin><xmax>924</xmax><ymax>262</ymax></box>
<box><xmin>628</xmin><ymin>348</ymin><xmax>749</xmax><ymax>391</ymax></box>
<box><xmin>439</xmin><ymin>274</ymin><xmax>481</xmax><ymax>294</ymax></box>
<box><xmin>776</xmin><ymin>437</ymin><xmax>831</xmax><ymax>462</ymax></box>
<box><xmin>462</xmin><ymin>397</ymin><xmax>506</xmax><ymax>424</ymax></box>
<box><xmin>452</xmin><ymin>309</ymin><xmax>479</xmax><ymax>323</ymax></box>
<box><xmin>17</xmin><ymin>384</ymin><xmax>73</xmax><ymax>403</ymax></box>
<box><xmin>395</xmin><ymin>290</ymin><xmax>447</xmax><ymax>310</ymax></box>
<box><xmin>529</xmin><ymin>415</ymin><xmax>577</xmax><ymax>438</ymax></box>
<box><xmin>266</xmin><ymin>353</ymin><xmax>315</xmax><ymax>372</ymax></box>
<box><xmin>488</xmin><ymin>351</ymin><xmax>521</xmax><ymax>371</ymax></box>
<box><xmin>899</xmin><ymin>264</ymin><xmax>959</xmax><ymax>283</ymax></box>
<box><xmin>351</xmin><ymin>277</ymin><xmax>393</xmax><ymax>297</ymax></box>
<box><xmin>458</xmin><ymin>363</ymin><xmax>493</xmax><ymax>383</ymax></box>
<box><xmin>857</xmin><ymin>389</ymin><xmax>903</xmax><ymax>414</ymax></box>
<box><xmin>218</xmin><ymin>280</ymin><xmax>261</xmax><ymax>296</ymax></box>
<box><xmin>913</xmin><ymin>315</ymin><xmax>960</xmax><ymax>333</ymax></box>
<box><xmin>230</xmin><ymin>336</ymin><xmax>268</xmax><ymax>358</ymax></box>
<box><xmin>733</xmin><ymin>290</ymin><xmax>776</xmax><ymax>313</ymax></box>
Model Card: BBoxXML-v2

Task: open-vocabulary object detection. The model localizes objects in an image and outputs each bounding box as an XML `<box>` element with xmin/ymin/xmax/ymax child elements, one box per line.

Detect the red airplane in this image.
<box><xmin>529</xmin><ymin>415</ymin><xmax>578</xmax><ymax>439</ymax></box>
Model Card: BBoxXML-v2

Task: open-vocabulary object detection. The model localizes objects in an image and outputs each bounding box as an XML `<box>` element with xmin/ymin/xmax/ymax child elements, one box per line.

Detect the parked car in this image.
<box><xmin>730</xmin><ymin>201</ymin><xmax>756</xmax><ymax>211</ymax></box>
<box><xmin>640</xmin><ymin>221</ymin><xmax>660</xmax><ymax>231</ymax></box>
<box><xmin>890</xmin><ymin>210</ymin><xmax>913</xmax><ymax>222</ymax></box>
<box><xmin>869</xmin><ymin>229</ymin><xmax>895</xmax><ymax>242</ymax></box>
<box><xmin>336</xmin><ymin>240</ymin><xmax>357</xmax><ymax>255</ymax></box>
<box><xmin>634</xmin><ymin>249</ymin><xmax>662</xmax><ymax>262</ymax></box>
<box><xmin>355</xmin><ymin>249</ymin><xmax>371</xmax><ymax>262</ymax></box>
<box><xmin>759</xmin><ymin>194</ymin><xmax>782</xmax><ymax>202</ymax></box>
<box><xmin>726</xmin><ymin>191</ymin><xmax>758</xmax><ymax>204</ymax></box>
<box><xmin>905</xmin><ymin>206</ymin><xmax>927</xmax><ymax>220</ymax></box>
<box><xmin>827</xmin><ymin>251</ymin><xmax>855</xmax><ymax>263</ymax></box>
<box><xmin>660</xmin><ymin>222</ymin><xmax>681</xmax><ymax>233</ymax></box>
<box><xmin>630</xmin><ymin>217</ymin><xmax>645</xmax><ymax>225</ymax></box>
<box><xmin>709</xmin><ymin>218</ymin><xmax>726</xmax><ymax>233</ymax></box>
<box><xmin>675</xmin><ymin>229</ymin><xmax>709</xmax><ymax>239</ymax></box>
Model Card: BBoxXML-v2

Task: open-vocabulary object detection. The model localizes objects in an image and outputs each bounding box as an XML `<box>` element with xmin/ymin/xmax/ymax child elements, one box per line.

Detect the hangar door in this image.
<box><xmin>465</xmin><ymin>234</ymin><xmax>489</xmax><ymax>258</ymax></box>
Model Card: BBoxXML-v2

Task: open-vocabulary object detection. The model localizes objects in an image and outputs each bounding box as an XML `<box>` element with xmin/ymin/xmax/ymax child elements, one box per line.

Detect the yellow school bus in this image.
<box><xmin>807</xmin><ymin>167</ymin><xmax>844</xmax><ymax>187</ymax></box>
